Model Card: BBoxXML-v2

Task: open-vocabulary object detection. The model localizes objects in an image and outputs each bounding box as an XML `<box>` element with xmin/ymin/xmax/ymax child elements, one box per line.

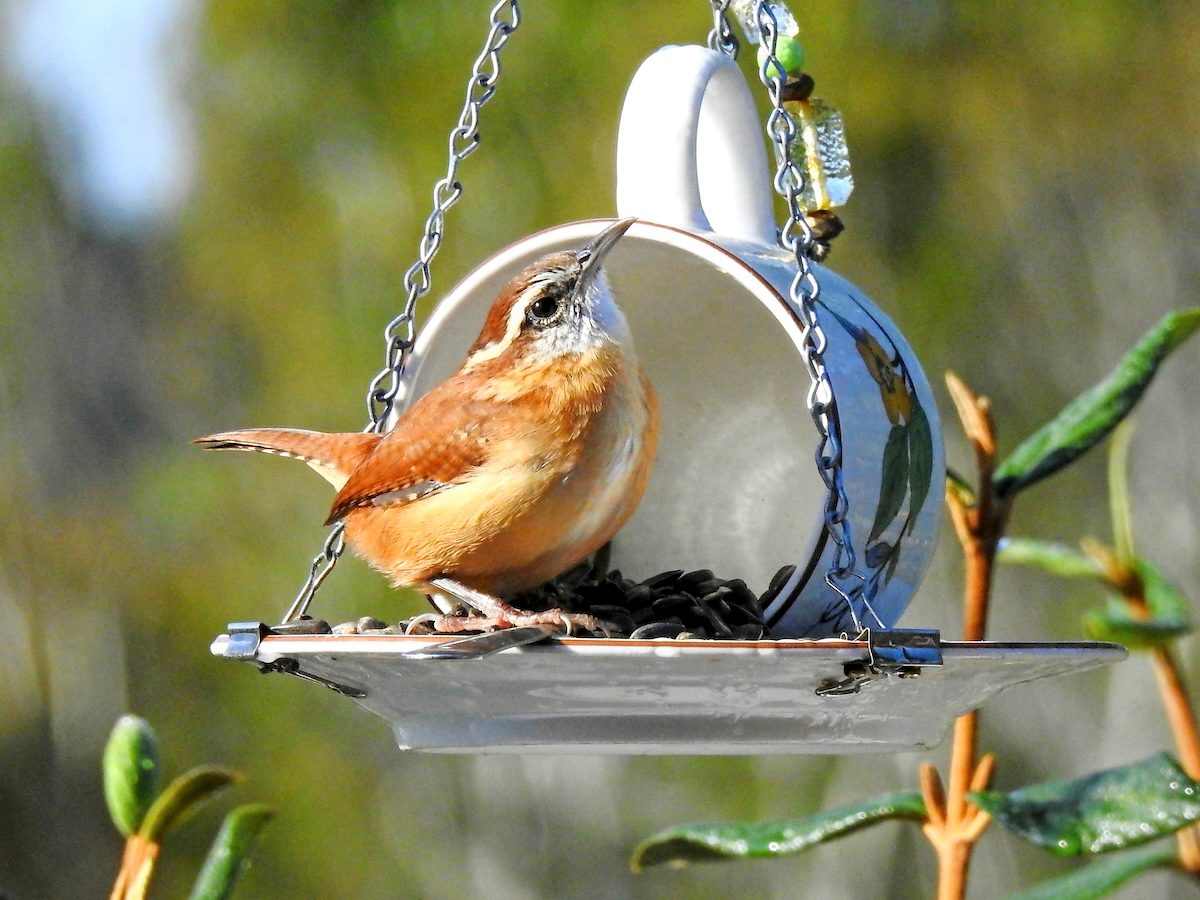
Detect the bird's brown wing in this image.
<box><xmin>325</xmin><ymin>375</ymin><xmax>500</xmax><ymax>525</ymax></box>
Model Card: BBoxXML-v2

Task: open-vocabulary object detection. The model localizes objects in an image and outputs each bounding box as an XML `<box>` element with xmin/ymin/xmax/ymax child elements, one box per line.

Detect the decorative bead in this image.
<box><xmin>757</xmin><ymin>35</ymin><xmax>806</xmax><ymax>77</ymax></box>
<box><xmin>784</xmin><ymin>98</ymin><xmax>854</xmax><ymax>211</ymax></box>
<box><xmin>731</xmin><ymin>0</ymin><xmax>799</xmax><ymax>43</ymax></box>
<box><xmin>781</xmin><ymin>73</ymin><xmax>816</xmax><ymax>103</ymax></box>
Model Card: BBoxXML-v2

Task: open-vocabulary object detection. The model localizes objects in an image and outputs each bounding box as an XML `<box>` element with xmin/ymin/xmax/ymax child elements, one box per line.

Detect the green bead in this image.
<box><xmin>756</xmin><ymin>35</ymin><xmax>806</xmax><ymax>77</ymax></box>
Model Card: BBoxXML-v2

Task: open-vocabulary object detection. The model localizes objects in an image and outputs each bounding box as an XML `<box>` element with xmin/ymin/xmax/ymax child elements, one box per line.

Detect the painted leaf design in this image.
<box><xmin>865</xmin><ymin>542</ymin><xmax>893</xmax><ymax>568</ymax></box>
<box><xmin>884</xmin><ymin>545</ymin><xmax>902</xmax><ymax>584</ymax></box>
<box><xmin>904</xmin><ymin>402</ymin><xmax>933</xmax><ymax>536</ymax></box>
<box><xmin>869</xmin><ymin>423</ymin><xmax>910</xmax><ymax>544</ymax></box>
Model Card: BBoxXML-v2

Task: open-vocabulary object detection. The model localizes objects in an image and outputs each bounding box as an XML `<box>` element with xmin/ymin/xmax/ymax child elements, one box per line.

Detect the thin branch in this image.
<box><xmin>970</xmin><ymin>753</ymin><xmax>997</xmax><ymax>793</ymax></box>
<box><xmin>924</xmin><ymin>373</ymin><xmax>1007</xmax><ymax>900</ymax></box>
<box><xmin>920</xmin><ymin>762</ymin><xmax>947</xmax><ymax>829</ymax></box>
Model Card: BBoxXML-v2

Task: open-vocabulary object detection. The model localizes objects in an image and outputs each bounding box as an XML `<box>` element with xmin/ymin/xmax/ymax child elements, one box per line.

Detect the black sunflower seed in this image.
<box><xmin>760</xmin><ymin>564</ymin><xmax>797</xmax><ymax>607</ymax></box>
<box><xmin>629</xmin><ymin>622</ymin><xmax>686</xmax><ymax>640</ymax></box>
<box><xmin>651</xmin><ymin>594</ymin><xmax>695</xmax><ymax>617</ymax></box>
<box><xmin>270</xmin><ymin>617</ymin><xmax>332</xmax><ymax>635</ymax></box>
<box><xmin>677</xmin><ymin>569</ymin><xmax>716</xmax><ymax>592</ymax></box>
<box><xmin>641</xmin><ymin>569</ymin><xmax>684</xmax><ymax>589</ymax></box>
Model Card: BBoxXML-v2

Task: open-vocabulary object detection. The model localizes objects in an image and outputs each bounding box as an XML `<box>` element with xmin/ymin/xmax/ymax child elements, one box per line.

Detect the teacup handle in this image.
<box><xmin>616</xmin><ymin>45</ymin><xmax>775</xmax><ymax>245</ymax></box>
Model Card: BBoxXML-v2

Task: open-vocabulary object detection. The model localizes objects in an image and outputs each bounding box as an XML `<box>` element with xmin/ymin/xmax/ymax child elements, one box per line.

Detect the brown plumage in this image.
<box><xmin>195</xmin><ymin>219</ymin><xmax>658</xmax><ymax>628</ymax></box>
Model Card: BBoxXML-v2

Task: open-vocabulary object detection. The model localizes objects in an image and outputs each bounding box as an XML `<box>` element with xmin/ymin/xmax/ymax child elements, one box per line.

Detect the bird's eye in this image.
<box><xmin>527</xmin><ymin>294</ymin><xmax>561</xmax><ymax>325</ymax></box>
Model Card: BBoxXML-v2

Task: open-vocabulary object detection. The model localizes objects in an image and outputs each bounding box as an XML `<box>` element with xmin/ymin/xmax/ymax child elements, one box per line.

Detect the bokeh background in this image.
<box><xmin>2</xmin><ymin>1</ymin><xmax>1199</xmax><ymax>897</ymax></box>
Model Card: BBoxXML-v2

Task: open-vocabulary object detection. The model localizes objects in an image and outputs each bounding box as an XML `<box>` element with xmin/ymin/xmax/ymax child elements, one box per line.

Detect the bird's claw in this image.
<box><xmin>495</xmin><ymin>608</ymin><xmax>612</xmax><ymax>637</ymax></box>
<box><xmin>404</xmin><ymin>608</ymin><xmax>612</xmax><ymax>638</ymax></box>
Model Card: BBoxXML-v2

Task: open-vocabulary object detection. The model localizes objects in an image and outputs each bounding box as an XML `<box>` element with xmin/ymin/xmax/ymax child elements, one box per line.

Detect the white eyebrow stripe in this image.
<box><xmin>461</xmin><ymin>285</ymin><xmax>538</xmax><ymax>370</ymax></box>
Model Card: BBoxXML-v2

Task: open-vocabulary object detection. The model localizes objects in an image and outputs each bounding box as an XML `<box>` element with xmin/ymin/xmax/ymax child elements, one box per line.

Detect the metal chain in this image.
<box><xmin>706</xmin><ymin>0</ymin><xmax>739</xmax><ymax>57</ymax></box>
<box><xmin>751</xmin><ymin>1</ymin><xmax>881</xmax><ymax>633</ymax></box>
<box><xmin>281</xmin><ymin>0</ymin><xmax>522</xmax><ymax>624</ymax></box>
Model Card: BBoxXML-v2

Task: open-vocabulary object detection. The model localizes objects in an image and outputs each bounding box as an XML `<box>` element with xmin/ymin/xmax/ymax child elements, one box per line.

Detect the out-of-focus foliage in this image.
<box><xmin>104</xmin><ymin>714</ymin><xmax>162</xmax><ymax>837</ymax></box>
<box><xmin>1012</xmin><ymin>841</ymin><xmax>1180</xmax><ymax>900</ymax></box>
<box><xmin>2</xmin><ymin>2</ymin><xmax>1199</xmax><ymax>897</ymax></box>
<box><xmin>188</xmin><ymin>803</ymin><xmax>274</xmax><ymax>900</ymax></box>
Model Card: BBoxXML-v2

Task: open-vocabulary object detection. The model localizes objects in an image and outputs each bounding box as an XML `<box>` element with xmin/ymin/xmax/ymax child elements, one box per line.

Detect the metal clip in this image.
<box><xmin>258</xmin><ymin>657</ymin><xmax>367</xmax><ymax>699</ymax></box>
<box><xmin>223</xmin><ymin>621</ymin><xmax>271</xmax><ymax>659</ymax></box>
<box><xmin>220</xmin><ymin>622</ymin><xmax>366</xmax><ymax>699</ymax></box>
<box><xmin>816</xmin><ymin>628</ymin><xmax>943</xmax><ymax>696</ymax></box>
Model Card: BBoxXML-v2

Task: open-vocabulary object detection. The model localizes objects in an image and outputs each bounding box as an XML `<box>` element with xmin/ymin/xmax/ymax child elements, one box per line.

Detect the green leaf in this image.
<box><xmin>103</xmin><ymin>715</ymin><xmax>161</xmax><ymax>837</ymax></box>
<box><xmin>997</xmin><ymin>538</ymin><xmax>1106</xmax><ymax>580</ymax></box>
<box><xmin>869</xmin><ymin>424</ymin><xmax>910</xmax><ymax>543</ymax></box>
<box><xmin>1010</xmin><ymin>840</ymin><xmax>1178</xmax><ymax>900</ymax></box>
<box><xmin>1107</xmin><ymin>420</ymin><xmax>1136</xmax><ymax>564</ymax></box>
<box><xmin>905</xmin><ymin>403</ymin><xmax>934</xmax><ymax>535</ymax></box>
<box><xmin>993</xmin><ymin>308</ymin><xmax>1200</xmax><ymax>498</ymax></box>
<box><xmin>139</xmin><ymin>766</ymin><xmax>241</xmax><ymax>842</ymax></box>
<box><xmin>189</xmin><ymin>804</ymin><xmax>275</xmax><ymax>900</ymax></box>
<box><xmin>946</xmin><ymin>467</ymin><xmax>977</xmax><ymax>507</ymax></box>
<box><xmin>970</xmin><ymin>753</ymin><xmax>1200</xmax><ymax>856</ymax></box>
<box><xmin>1082</xmin><ymin>558</ymin><xmax>1191</xmax><ymax>648</ymax></box>
<box><xmin>630</xmin><ymin>791</ymin><xmax>926</xmax><ymax>871</ymax></box>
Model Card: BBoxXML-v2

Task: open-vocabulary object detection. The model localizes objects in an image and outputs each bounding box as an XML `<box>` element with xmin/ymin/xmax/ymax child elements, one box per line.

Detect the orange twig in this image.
<box><xmin>1096</xmin><ymin>541</ymin><xmax>1200</xmax><ymax>877</ymax></box>
<box><xmin>924</xmin><ymin>373</ymin><xmax>1009</xmax><ymax>900</ymax></box>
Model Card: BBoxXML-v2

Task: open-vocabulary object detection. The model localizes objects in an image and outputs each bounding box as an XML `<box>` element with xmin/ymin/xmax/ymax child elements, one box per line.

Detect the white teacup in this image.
<box><xmin>401</xmin><ymin>46</ymin><xmax>943</xmax><ymax>638</ymax></box>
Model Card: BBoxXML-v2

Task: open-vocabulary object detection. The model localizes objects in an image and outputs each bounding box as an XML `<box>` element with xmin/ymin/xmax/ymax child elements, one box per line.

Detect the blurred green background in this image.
<box><xmin>2</xmin><ymin>1</ymin><xmax>1199</xmax><ymax>896</ymax></box>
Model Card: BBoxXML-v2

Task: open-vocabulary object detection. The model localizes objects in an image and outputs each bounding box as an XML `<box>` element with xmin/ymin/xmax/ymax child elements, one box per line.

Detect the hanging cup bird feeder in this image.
<box><xmin>210</xmin><ymin>0</ymin><xmax>1124</xmax><ymax>754</ymax></box>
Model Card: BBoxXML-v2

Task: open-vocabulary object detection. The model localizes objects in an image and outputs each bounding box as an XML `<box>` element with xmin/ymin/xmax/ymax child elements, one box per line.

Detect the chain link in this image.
<box><xmin>750</xmin><ymin>1</ymin><xmax>880</xmax><ymax>633</ymax></box>
<box><xmin>706</xmin><ymin>0</ymin><xmax>739</xmax><ymax>57</ymax></box>
<box><xmin>281</xmin><ymin>0</ymin><xmax>522</xmax><ymax>624</ymax></box>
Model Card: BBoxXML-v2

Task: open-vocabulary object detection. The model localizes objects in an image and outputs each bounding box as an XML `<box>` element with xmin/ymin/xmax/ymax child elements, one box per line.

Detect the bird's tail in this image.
<box><xmin>193</xmin><ymin>428</ymin><xmax>381</xmax><ymax>489</ymax></box>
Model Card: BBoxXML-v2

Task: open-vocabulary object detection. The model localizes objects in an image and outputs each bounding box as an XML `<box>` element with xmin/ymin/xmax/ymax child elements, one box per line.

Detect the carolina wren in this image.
<box><xmin>195</xmin><ymin>218</ymin><xmax>658</xmax><ymax>633</ymax></box>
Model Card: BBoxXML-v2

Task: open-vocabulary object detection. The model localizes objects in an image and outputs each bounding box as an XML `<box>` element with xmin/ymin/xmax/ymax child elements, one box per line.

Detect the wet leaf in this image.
<box><xmin>189</xmin><ymin>804</ymin><xmax>275</xmax><ymax>900</ymax></box>
<box><xmin>139</xmin><ymin>767</ymin><xmax>241</xmax><ymax>842</ymax></box>
<box><xmin>630</xmin><ymin>791</ymin><xmax>926</xmax><ymax>871</ymax></box>
<box><xmin>103</xmin><ymin>715</ymin><xmax>161</xmax><ymax>837</ymax></box>
<box><xmin>970</xmin><ymin>753</ymin><xmax>1200</xmax><ymax>856</ymax></box>
<box><xmin>905</xmin><ymin>403</ymin><xmax>934</xmax><ymax>535</ymax></box>
<box><xmin>997</xmin><ymin>538</ymin><xmax>1106</xmax><ymax>580</ymax></box>
<box><xmin>869</xmin><ymin>424</ymin><xmax>910</xmax><ymax>543</ymax></box>
<box><xmin>946</xmin><ymin>467</ymin><xmax>977</xmax><ymax>507</ymax></box>
<box><xmin>1082</xmin><ymin>559</ymin><xmax>1191</xmax><ymax>648</ymax></box>
<box><xmin>1010</xmin><ymin>841</ymin><xmax>1178</xmax><ymax>900</ymax></box>
<box><xmin>993</xmin><ymin>308</ymin><xmax>1200</xmax><ymax>498</ymax></box>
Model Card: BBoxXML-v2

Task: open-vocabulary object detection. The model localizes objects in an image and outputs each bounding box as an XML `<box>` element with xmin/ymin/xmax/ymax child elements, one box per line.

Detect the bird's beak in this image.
<box><xmin>576</xmin><ymin>217</ymin><xmax>636</xmax><ymax>293</ymax></box>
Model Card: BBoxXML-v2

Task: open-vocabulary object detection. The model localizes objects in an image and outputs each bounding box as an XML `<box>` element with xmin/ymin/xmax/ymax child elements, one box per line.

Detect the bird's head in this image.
<box><xmin>463</xmin><ymin>218</ymin><xmax>636</xmax><ymax>372</ymax></box>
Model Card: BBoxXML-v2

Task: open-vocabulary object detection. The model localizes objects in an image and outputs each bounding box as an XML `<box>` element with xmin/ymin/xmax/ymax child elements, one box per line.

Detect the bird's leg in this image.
<box><xmin>427</xmin><ymin>577</ymin><xmax>607</xmax><ymax>636</ymax></box>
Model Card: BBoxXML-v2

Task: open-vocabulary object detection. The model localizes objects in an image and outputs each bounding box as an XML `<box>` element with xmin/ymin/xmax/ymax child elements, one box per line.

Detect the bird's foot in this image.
<box><xmin>494</xmin><ymin>607</ymin><xmax>608</xmax><ymax>636</ymax></box>
<box><xmin>425</xmin><ymin>576</ymin><xmax>611</xmax><ymax>637</ymax></box>
<box><xmin>407</xmin><ymin>609</ymin><xmax>607</xmax><ymax>636</ymax></box>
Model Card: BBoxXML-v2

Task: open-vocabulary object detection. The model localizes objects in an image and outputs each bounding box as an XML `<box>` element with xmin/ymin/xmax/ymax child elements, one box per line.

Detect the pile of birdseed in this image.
<box><xmin>310</xmin><ymin>562</ymin><xmax>798</xmax><ymax>640</ymax></box>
